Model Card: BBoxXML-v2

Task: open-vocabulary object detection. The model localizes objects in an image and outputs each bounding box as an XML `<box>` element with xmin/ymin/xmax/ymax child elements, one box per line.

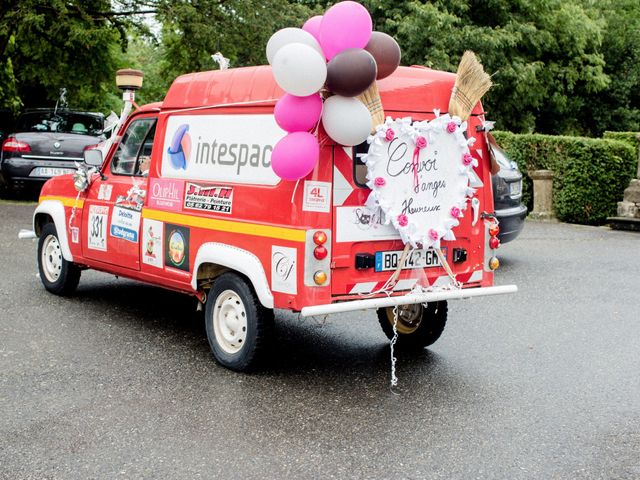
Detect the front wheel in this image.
<box><xmin>377</xmin><ymin>301</ymin><xmax>448</xmax><ymax>350</ymax></box>
<box><xmin>205</xmin><ymin>272</ymin><xmax>274</xmax><ymax>372</ymax></box>
<box><xmin>37</xmin><ymin>223</ymin><xmax>81</xmax><ymax>295</ymax></box>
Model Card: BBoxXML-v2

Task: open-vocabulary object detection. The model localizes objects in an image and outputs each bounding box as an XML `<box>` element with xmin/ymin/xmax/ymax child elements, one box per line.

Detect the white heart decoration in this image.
<box><xmin>361</xmin><ymin>115</ymin><xmax>478</xmax><ymax>248</ymax></box>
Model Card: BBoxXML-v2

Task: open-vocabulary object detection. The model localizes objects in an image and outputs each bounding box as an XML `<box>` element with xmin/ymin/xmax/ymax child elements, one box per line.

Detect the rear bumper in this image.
<box><xmin>0</xmin><ymin>156</ymin><xmax>77</xmax><ymax>185</ymax></box>
<box><xmin>300</xmin><ymin>284</ymin><xmax>518</xmax><ymax>317</ymax></box>
<box><xmin>496</xmin><ymin>204</ymin><xmax>527</xmax><ymax>243</ymax></box>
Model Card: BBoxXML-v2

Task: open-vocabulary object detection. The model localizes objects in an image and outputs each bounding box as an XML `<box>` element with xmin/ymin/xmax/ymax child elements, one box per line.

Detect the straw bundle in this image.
<box><xmin>448</xmin><ymin>51</ymin><xmax>492</xmax><ymax>121</ymax></box>
<box><xmin>357</xmin><ymin>81</ymin><xmax>385</xmax><ymax>132</ymax></box>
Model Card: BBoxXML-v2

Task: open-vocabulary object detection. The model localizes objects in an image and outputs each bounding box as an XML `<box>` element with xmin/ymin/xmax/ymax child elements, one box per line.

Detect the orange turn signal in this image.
<box><xmin>313</xmin><ymin>271</ymin><xmax>327</xmax><ymax>285</ymax></box>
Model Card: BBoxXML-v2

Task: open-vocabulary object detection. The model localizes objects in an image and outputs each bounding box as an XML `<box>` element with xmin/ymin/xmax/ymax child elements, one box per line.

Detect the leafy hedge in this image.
<box><xmin>602</xmin><ymin>131</ymin><xmax>639</xmax><ymax>151</ymax></box>
<box><xmin>493</xmin><ymin>132</ymin><xmax>637</xmax><ymax>225</ymax></box>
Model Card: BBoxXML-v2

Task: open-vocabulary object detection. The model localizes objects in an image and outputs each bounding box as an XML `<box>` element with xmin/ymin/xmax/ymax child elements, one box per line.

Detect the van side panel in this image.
<box><xmin>141</xmin><ymin>109</ymin><xmax>333</xmax><ymax>310</ymax></box>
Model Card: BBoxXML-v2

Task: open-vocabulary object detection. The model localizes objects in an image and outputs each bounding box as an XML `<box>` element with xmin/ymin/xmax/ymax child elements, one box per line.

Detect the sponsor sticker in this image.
<box><xmin>115</xmin><ymin>182</ymin><xmax>146</xmax><ymax>212</ymax></box>
<box><xmin>183</xmin><ymin>182</ymin><xmax>233</xmax><ymax>214</ymax></box>
<box><xmin>148</xmin><ymin>178</ymin><xmax>184</xmax><ymax>212</ymax></box>
<box><xmin>164</xmin><ymin>224</ymin><xmax>190</xmax><ymax>272</ymax></box>
<box><xmin>302</xmin><ymin>181</ymin><xmax>331</xmax><ymax>213</ymax></box>
<box><xmin>88</xmin><ymin>205</ymin><xmax>109</xmax><ymax>251</ymax></box>
<box><xmin>98</xmin><ymin>184</ymin><xmax>113</xmax><ymax>201</ymax></box>
<box><xmin>161</xmin><ymin>114</ymin><xmax>284</xmax><ymax>186</ymax></box>
<box><xmin>142</xmin><ymin>219</ymin><xmax>163</xmax><ymax>268</ymax></box>
<box><xmin>335</xmin><ymin>206</ymin><xmax>400</xmax><ymax>243</ymax></box>
<box><xmin>271</xmin><ymin>246</ymin><xmax>297</xmax><ymax>294</ymax></box>
<box><xmin>110</xmin><ymin>206</ymin><xmax>141</xmax><ymax>243</ymax></box>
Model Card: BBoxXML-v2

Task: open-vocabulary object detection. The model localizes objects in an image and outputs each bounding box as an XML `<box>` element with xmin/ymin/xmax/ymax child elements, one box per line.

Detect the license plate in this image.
<box><xmin>375</xmin><ymin>248</ymin><xmax>443</xmax><ymax>272</ymax></box>
<box><xmin>509</xmin><ymin>180</ymin><xmax>522</xmax><ymax>196</ymax></box>
<box><xmin>30</xmin><ymin>167</ymin><xmax>75</xmax><ymax>178</ymax></box>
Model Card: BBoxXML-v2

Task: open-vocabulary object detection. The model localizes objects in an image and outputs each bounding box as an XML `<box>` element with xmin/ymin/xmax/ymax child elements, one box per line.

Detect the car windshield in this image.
<box><xmin>16</xmin><ymin>111</ymin><xmax>104</xmax><ymax>136</ymax></box>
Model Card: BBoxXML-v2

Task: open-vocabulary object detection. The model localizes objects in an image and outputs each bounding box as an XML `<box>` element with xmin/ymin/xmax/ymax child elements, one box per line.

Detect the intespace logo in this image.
<box><xmin>167</xmin><ymin>124</ymin><xmax>191</xmax><ymax>170</ymax></box>
<box><xmin>162</xmin><ymin>115</ymin><xmax>285</xmax><ymax>186</ymax></box>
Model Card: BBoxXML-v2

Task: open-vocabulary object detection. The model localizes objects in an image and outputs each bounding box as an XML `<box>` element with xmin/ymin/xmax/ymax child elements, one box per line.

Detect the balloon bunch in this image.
<box><xmin>268</xmin><ymin>1</ymin><xmax>402</xmax><ymax>181</ymax></box>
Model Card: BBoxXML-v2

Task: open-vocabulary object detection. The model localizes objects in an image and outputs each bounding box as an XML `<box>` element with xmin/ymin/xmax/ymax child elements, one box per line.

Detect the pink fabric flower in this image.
<box><xmin>462</xmin><ymin>153</ymin><xmax>473</xmax><ymax>166</ymax></box>
<box><xmin>385</xmin><ymin>129</ymin><xmax>395</xmax><ymax>141</ymax></box>
<box><xmin>428</xmin><ymin>228</ymin><xmax>439</xmax><ymax>241</ymax></box>
<box><xmin>415</xmin><ymin>136</ymin><xmax>427</xmax><ymax>149</ymax></box>
<box><xmin>450</xmin><ymin>206</ymin><xmax>461</xmax><ymax>218</ymax></box>
<box><xmin>397</xmin><ymin>214</ymin><xmax>408</xmax><ymax>227</ymax></box>
<box><xmin>446</xmin><ymin>121</ymin><xmax>457</xmax><ymax>133</ymax></box>
<box><xmin>374</xmin><ymin>176</ymin><xmax>386</xmax><ymax>187</ymax></box>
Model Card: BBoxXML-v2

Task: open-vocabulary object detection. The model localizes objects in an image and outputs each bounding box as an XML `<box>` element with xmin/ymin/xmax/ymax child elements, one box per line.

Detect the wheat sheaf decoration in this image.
<box><xmin>448</xmin><ymin>51</ymin><xmax>493</xmax><ymax>121</ymax></box>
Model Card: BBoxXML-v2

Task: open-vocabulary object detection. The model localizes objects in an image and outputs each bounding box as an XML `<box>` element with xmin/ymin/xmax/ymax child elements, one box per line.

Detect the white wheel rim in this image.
<box><xmin>41</xmin><ymin>234</ymin><xmax>62</xmax><ymax>283</ymax></box>
<box><xmin>213</xmin><ymin>289</ymin><xmax>248</xmax><ymax>354</ymax></box>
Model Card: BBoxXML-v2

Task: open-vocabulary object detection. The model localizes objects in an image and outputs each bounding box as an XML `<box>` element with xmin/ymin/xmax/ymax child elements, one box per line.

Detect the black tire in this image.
<box><xmin>37</xmin><ymin>222</ymin><xmax>81</xmax><ymax>295</ymax></box>
<box><xmin>205</xmin><ymin>272</ymin><xmax>274</xmax><ymax>372</ymax></box>
<box><xmin>377</xmin><ymin>301</ymin><xmax>448</xmax><ymax>350</ymax></box>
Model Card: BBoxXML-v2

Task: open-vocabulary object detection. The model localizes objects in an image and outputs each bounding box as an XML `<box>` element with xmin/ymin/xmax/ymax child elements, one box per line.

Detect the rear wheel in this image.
<box><xmin>377</xmin><ymin>301</ymin><xmax>448</xmax><ymax>350</ymax></box>
<box><xmin>205</xmin><ymin>272</ymin><xmax>273</xmax><ymax>372</ymax></box>
<box><xmin>37</xmin><ymin>223</ymin><xmax>81</xmax><ymax>295</ymax></box>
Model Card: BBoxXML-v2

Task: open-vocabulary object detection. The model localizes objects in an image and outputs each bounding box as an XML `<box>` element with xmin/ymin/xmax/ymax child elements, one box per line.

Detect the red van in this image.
<box><xmin>30</xmin><ymin>65</ymin><xmax>516</xmax><ymax>371</ymax></box>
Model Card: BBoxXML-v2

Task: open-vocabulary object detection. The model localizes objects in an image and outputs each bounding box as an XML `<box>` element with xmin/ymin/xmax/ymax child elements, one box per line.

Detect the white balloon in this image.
<box><xmin>272</xmin><ymin>43</ymin><xmax>327</xmax><ymax>97</ymax></box>
<box><xmin>321</xmin><ymin>96</ymin><xmax>372</xmax><ymax>146</ymax></box>
<box><xmin>266</xmin><ymin>27</ymin><xmax>324</xmax><ymax>65</ymax></box>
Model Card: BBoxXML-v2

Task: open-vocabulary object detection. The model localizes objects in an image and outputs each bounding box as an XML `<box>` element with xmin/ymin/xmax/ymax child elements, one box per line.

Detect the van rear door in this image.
<box><xmin>330</xmin><ymin>124</ymin><xmax>485</xmax><ymax>298</ymax></box>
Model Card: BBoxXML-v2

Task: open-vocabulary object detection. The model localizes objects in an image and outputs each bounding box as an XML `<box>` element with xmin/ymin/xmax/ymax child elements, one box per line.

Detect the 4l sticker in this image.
<box><xmin>110</xmin><ymin>206</ymin><xmax>141</xmax><ymax>243</ymax></box>
<box><xmin>165</xmin><ymin>224</ymin><xmax>190</xmax><ymax>271</ymax></box>
<box><xmin>183</xmin><ymin>182</ymin><xmax>233</xmax><ymax>214</ymax></box>
<box><xmin>302</xmin><ymin>181</ymin><xmax>330</xmax><ymax>213</ymax></box>
<box><xmin>88</xmin><ymin>205</ymin><xmax>109</xmax><ymax>251</ymax></box>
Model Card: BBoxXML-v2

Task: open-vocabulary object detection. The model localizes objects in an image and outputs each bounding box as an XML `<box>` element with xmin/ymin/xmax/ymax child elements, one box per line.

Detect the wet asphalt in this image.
<box><xmin>1</xmin><ymin>201</ymin><xmax>639</xmax><ymax>479</ymax></box>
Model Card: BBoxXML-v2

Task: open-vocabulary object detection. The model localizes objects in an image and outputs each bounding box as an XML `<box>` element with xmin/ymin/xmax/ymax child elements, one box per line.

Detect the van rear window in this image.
<box><xmin>353</xmin><ymin>141</ymin><xmax>369</xmax><ymax>188</ymax></box>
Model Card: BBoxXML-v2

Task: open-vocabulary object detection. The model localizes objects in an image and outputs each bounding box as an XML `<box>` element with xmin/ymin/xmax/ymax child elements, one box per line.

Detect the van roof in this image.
<box><xmin>161</xmin><ymin>65</ymin><xmax>483</xmax><ymax>116</ymax></box>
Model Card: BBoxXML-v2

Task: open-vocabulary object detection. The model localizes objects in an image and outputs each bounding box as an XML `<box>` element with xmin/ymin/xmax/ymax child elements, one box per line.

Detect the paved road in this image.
<box><xmin>1</xmin><ymin>201</ymin><xmax>639</xmax><ymax>479</ymax></box>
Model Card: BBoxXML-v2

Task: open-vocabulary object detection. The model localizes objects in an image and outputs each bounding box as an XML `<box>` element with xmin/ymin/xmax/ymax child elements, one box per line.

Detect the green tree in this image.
<box><xmin>0</xmin><ymin>0</ymin><xmax>153</xmax><ymax>113</ymax></box>
<box><xmin>584</xmin><ymin>0</ymin><xmax>640</xmax><ymax>135</ymax></box>
<box><xmin>155</xmin><ymin>0</ymin><xmax>316</xmax><ymax>83</ymax></box>
<box><xmin>363</xmin><ymin>0</ymin><xmax>609</xmax><ymax>135</ymax></box>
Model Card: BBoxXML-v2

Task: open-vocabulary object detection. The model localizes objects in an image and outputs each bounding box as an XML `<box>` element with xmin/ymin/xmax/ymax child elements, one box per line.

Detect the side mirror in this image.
<box><xmin>84</xmin><ymin>148</ymin><xmax>103</xmax><ymax>167</ymax></box>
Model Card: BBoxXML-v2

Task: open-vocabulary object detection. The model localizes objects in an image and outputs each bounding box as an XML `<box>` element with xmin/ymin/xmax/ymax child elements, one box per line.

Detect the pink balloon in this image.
<box><xmin>319</xmin><ymin>1</ymin><xmax>372</xmax><ymax>60</ymax></box>
<box><xmin>302</xmin><ymin>15</ymin><xmax>323</xmax><ymax>42</ymax></box>
<box><xmin>274</xmin><ymin>93</ymin><xmax>323</xmax><ymax>133</ymax></box>
<box><xmin>272</xmin><ymin>132</ymin><xmax>320</xmax><ymax>181</ymax></box>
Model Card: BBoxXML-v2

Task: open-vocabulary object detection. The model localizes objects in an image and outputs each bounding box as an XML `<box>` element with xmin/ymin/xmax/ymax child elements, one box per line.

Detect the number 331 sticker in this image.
<box><xmin>88</xmin><ymin>205</ymin><xmax>109</xmax><ymax>251</ymax></box>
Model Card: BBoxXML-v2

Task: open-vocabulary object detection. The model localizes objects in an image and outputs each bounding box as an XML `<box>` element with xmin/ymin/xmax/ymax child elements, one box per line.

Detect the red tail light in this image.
<box><xmin>489</xmin><ymin>236</ymin><xmax>500</xmax><ymax>250</ymax></box>
<box><xmin>313</xmin><ymin>245</ymin><xmax>328</xmax><ymax>260</ymax></box>
<box><xmin>313</xmin><ymin>231</ymin><xmax>327</xmax><ymax>245</ymax></box>
<box><xmin>2</xmin><ymin>137</ymin><xmax>31</xmax><ymax>153</ymax></box>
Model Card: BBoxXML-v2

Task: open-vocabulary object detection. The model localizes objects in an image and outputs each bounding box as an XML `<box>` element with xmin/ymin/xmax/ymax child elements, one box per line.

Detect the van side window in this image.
<box><xmin>353</xmin><ymin>141</ymin><xmax>370</xmax><ymax>188</ymax></box>
<box><xmin>111</xmin><ymin>118</ymin><xmax>156</xmax><ymax>176</ymax></box>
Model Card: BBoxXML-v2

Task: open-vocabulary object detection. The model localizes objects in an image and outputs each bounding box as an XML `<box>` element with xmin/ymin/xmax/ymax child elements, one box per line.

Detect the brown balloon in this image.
<box><xmin>326</xmin><ymin>48</ymin><xmax>378</xmax><ymax>97</ymax></box>
<box><xmin>365</xmin><ymin>31</ymin><xmax>401</xmax><ymax>80</ymax></box>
